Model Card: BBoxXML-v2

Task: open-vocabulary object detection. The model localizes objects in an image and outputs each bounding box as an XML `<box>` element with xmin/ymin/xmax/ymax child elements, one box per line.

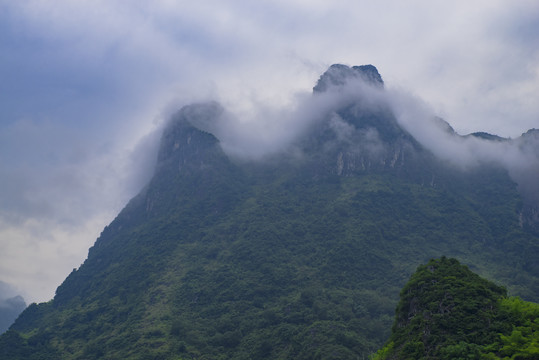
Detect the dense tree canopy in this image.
<box><xmin>373</xmin><ymin>257</ymin><xmax>539</xmax><ymax>359</ymax></box>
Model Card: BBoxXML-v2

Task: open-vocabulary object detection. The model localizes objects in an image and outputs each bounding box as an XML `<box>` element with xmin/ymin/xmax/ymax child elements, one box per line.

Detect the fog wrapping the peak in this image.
<box><xmin>201</xmin><ymin>65</ymin><xmax>391</xmax><ymax>160</ymax></box>
<box><xmin>387</xmin><ymin>86</ymin><xmax>539</xmax><ymax>206</ymax></box>
<box><xmin>182</xmin><ymin>65</ymin><xmax>539</xmax><ymax>211</ymax></box>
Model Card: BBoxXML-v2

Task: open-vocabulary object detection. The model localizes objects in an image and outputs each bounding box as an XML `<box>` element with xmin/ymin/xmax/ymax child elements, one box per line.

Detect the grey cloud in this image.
<box><xmin>387</xmin><ymin>87</ymin><xmax>539</xmax><ymax>208</ymax></box>
<box><xmin>209</xmin><ymin>79</ymin><xmax>385</xmax><ymax>159</ymax></box>
<box><xmin>0</xmin><ymin>281</ymin><xmax>20</xmax><ymax>301</ymax></box>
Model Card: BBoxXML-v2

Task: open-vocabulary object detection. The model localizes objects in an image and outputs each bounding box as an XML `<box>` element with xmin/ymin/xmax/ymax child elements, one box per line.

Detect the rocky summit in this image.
<box><xmin>313</xmin><ymin>64</ymin><xmax>384</xmax><ymax>92</ymax></box>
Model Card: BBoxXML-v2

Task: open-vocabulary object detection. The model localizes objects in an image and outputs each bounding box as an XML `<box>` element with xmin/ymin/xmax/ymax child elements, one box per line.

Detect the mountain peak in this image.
<box><xmin>156</xmin><ymin>102</ymin><xmax>222</xmax><ymax>169</ymax></box>
<box><xmin>313</xmin><ymin>64</ymin><xmax>384</xmax><ymax>93</ymax></box>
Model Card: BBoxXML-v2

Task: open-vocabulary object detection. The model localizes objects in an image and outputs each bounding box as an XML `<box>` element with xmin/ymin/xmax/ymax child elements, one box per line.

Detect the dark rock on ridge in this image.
<box><xmin>313</xmin><ymin>64</ymin><xmax>384</xmax><ymax>93</ymax></box>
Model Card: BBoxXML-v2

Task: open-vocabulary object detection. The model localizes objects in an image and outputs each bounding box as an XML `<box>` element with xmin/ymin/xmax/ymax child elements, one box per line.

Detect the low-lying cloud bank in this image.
<box><xmin>388</xmin><ymin>86</ymin><xmax>539</xmax><ymax>204</ymax></box>
<box><xmin>179</xmin><ymin>67</ymin><xmax>539</xmax><ymax>207</ymax></box>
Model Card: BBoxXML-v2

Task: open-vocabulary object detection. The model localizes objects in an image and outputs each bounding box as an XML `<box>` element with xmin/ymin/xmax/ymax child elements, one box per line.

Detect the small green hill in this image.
<box><xmin>373</xmin><ymin>257</ymin><xmax>539</xmax><ymax>359</ymax></box>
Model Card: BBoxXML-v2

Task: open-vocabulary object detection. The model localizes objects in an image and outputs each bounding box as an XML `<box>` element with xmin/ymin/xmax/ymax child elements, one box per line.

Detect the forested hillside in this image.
<box><xmin>373</xmin><ymin>257</ymin><xmax>539</xmax><ymax>359</ymax></box>
<box><xmin>1</xmin><ymin>65</ymin><xmax>537</xmax><ymax>359</ymax></box>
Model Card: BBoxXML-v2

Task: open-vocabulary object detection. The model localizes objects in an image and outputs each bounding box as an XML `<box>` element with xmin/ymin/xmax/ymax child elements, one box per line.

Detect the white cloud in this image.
<box><xmin>0</xmin><ymin>216</ymin><xmax>113</xmax><ymax>303</ymax></box>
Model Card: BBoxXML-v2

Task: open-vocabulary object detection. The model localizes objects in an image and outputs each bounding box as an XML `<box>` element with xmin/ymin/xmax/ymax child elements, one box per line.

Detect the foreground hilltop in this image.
<box><xmin>373</xmin><ymin>257</ymin><xmax>539</xmax><ymax>359</ymax></box>
<box><xmin>1</xmin><ymin>65</ymin><xmax>538</xmax><ymax>359</ymax></box>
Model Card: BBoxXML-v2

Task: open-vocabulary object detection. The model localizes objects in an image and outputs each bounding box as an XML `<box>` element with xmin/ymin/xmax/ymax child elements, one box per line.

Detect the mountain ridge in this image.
<box><xmin>1</xmin><ymin>64</ymin><xmax>538</xmax><ymax>359</ymax></box>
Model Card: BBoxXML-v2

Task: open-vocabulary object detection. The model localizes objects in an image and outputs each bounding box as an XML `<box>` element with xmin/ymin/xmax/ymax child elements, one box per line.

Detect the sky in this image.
<box><xmin>0</xmin><ymin>0</ymin><xmax>538</xmax><ymax>304</ymax></box>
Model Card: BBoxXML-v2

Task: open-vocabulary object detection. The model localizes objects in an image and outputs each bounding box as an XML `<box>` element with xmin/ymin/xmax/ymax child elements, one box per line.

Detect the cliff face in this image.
<box><xmin>156</xmin><ymin>102</ymin><xmax>224</xmax><ymax>169</ymax></box>
<box><xmin>1</xmin><ymin>65</ymin><xmax>538</xmax><ymax>360</ymax></box>
<box><xmin>299</xmin><ymin>96</ymin><xmax>429</xmax><ymax>178</ymax></box>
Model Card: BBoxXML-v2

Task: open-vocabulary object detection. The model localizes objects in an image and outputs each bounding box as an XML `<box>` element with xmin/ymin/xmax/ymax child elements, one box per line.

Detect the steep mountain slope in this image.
<box><xmin>1</xmin><ymin>65</ymin><xmax>538</xmax><ymax>359</ymax></box>
<box><xmin>372</xmin><ymin>257</ymin><xmax>539</xmax><ymax>359</ymax></box>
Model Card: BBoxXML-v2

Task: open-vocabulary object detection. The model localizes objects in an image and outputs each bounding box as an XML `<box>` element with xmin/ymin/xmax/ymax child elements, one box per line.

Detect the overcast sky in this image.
<box><xmin>1</xmin><ymin>0</ymin><xmax>538</xmax><ymax>304</ymax></box>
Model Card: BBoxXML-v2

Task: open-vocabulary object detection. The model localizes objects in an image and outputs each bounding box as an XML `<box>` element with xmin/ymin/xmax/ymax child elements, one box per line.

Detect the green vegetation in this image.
<box><xmin>1</xmin><ymin>98</ymin><xmax>538</xmax><ymax>359</ymax></box>
<box><xmin>372</xmin><ymin>257</ymin><xmax>539</xmax><ymax>359</ymax></box>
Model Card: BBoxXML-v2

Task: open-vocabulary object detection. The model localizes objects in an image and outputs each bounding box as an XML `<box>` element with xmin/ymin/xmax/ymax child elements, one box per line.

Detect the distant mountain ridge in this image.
<box><xmin>0</xmin><ymin>296</ymin><xmax>26</xmax><ymax>334</ymax></box>
<box><xmin>1</xmin><ymin>64</ymin><xmax>538</xmax><ymax>359</ymax></box>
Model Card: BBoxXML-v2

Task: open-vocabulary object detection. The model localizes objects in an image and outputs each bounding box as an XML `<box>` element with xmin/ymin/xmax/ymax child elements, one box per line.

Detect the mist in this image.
<box><xmin>387</xmin><ymin>86</ymin><xmax>539</xmax><ymax>204</ymax></box>
<box><xmin>0</xmin><ymin>281</ymin><xmax>21</xmax><ymax>302</ymax></box>
<box><xmin>191</xmin><ymin>71</ymin><xmax>390</xmax><ymax>160</ymax></box>
<box><xmin>178</xmin><ymin>69</ymin><xmax>539</xmax><ymax>209</ymax></box>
